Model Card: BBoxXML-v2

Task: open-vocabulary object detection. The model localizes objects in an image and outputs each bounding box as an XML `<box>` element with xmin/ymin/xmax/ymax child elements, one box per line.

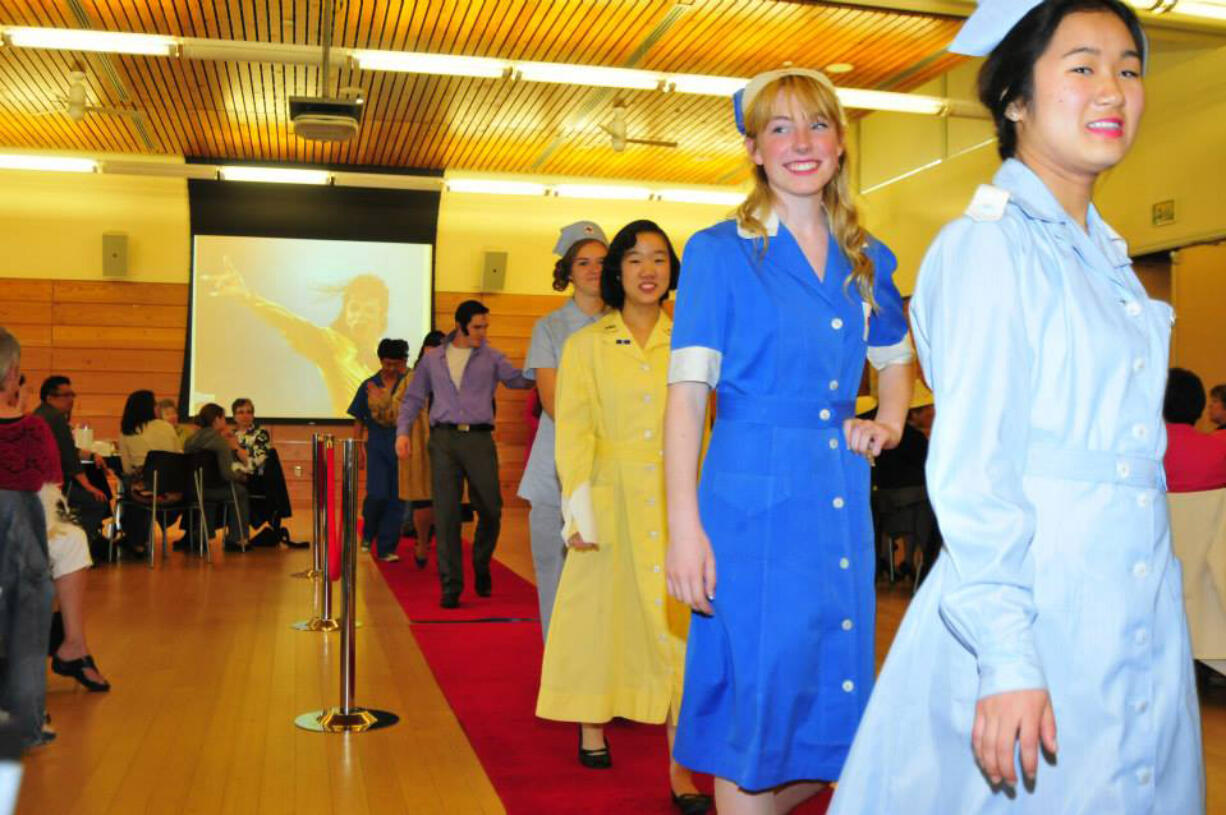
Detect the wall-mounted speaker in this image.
<box><xmin>102</xmin><ymin>232</ymin><xmax>128</xmax><ymax>277</ymax></box>
<box><xmin>482</xmin><ymin>250</ymin><xmax>507</xmax><ymax>292</ymax></box>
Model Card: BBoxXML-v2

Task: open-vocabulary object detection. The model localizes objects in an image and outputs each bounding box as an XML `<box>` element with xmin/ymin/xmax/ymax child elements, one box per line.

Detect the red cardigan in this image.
<box><xmin>0</xmin><ymin>413</ymin><xmax>62</xmax><ymax>492</ymax></box>
<box><xmin>1164</xmin><ymin>422</ymin><xmax>1226</xmax><ymax>493</ymax></box>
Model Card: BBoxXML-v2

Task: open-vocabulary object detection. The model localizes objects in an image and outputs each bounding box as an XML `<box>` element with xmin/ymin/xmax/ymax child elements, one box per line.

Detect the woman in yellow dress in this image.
<box><xmin>394</xmin><ymin>331</ymin><xmax>445</xmax><ymax>567</ymax></box>
<box><xmin>536</xmin><ymin>220</ymin><xmax>710</xmax><ymax>815</ymax></box>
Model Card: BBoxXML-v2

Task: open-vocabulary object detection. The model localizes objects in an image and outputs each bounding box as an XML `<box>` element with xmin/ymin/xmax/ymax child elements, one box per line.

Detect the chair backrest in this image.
<box><xmin>189</xmin><ymin>449</ymin><xmax>229</xmax><ymax>489</ymax></box>
<box><xmin>144</xmin><ymin>451</ymin><xmax>191</xmax><ymax>495</ymax></box>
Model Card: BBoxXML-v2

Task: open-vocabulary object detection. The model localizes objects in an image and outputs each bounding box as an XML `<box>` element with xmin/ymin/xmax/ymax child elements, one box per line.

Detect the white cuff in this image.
<box><xmin>560</xmin><ymin>481</ymin><xmax>598</xmax><ymax>545</ymax></box>
<box><xmin>668</xmin><ymin>346</ymin><xmax>722</xmax><ymax>387</ymax></box>
<box><xmin>867</xmin><ymin>334</ymin><xmax>915</xmax><ymax>371</ymax></box>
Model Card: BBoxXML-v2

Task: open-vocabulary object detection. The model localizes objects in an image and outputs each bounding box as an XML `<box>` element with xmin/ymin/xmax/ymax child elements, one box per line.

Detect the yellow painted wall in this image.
<box><xmin>1172</xmin><ymin>241</ymin><xmax>1226</xmax><ymax>431</ymax></box>
<box><xmin>0</xmin><ymin>153</ymin><xmax>190</xmax><ymax>282</ymax></box>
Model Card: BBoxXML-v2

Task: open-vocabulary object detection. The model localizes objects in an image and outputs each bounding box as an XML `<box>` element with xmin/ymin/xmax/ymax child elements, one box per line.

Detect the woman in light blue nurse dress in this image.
<box><xmin>666</xmin><ymin>68</ymin><xmax>914</xmax><ymax>810</ymax></box>
<box><xmin>830</xmin><ymin>2</ymin><xmax>1204</xmax><ymax>813</ymax></box>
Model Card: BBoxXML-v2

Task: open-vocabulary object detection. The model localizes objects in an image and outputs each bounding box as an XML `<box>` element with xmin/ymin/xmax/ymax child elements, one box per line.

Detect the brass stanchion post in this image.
<box><xmin>292</xmin><ymin>435</ymin><xmax>340</xmax><ymax>631</ymax></box>
<box><xmin>295</xmin><ymin>438</ymin><xmax>398</xmax><ymax>733</ymax></box>
<box><xmin>290</xmin><ymin>433</ymin><xmax>324</xmax><ymax>579</ymax></box>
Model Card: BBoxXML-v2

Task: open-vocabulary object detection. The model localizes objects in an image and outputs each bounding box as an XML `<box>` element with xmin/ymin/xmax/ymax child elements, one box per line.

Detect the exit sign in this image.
<box><xmin>1152</xmin><ymin>199</ymin><xmax>1176</xmax><ymax>226</ymax></box>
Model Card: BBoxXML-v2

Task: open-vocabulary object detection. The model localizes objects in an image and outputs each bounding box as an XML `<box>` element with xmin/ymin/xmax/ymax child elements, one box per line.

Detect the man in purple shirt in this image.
<box><xmin>396</xmin><ymin>300</ymin><xmax>533</xmax><ymax>608</ymax></box>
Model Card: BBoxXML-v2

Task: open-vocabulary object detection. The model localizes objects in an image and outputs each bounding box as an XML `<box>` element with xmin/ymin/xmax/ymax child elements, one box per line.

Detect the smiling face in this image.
<box><xmin>748</xmin><ymin>89</ymin><xmax>844</xmax><ymax>203</ymax></box>
<box><xmin>570</xmin><ymin>241</ymin><xmax>607</xmax><ymax>299</ymax></box>
<box><xmin>1014</xmin><ymin>10</ymin><xmax>1144</xmax><ymax>181</ymax></box>
<box><xmin>619</xmin><ymin>231</ymin><xmax>672</xmax><ymax>308</ymax></box>
<box><xmin>233</xmin><ymin>402</ymin><xmax>255</xmax><ymax>430</ymax></box>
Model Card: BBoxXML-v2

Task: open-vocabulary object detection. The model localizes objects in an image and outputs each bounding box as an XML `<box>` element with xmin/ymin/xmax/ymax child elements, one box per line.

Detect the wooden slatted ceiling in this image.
<box><xmin>0</xmin><ymin>1</ymin><xmax>964</xmax><ymax>184</ymax></box>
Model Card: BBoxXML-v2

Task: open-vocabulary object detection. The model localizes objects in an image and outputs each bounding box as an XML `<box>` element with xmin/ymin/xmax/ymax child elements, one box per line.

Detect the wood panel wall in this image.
<box><xmin>0</xmin><ymin>277</ymin><xmax>563</xmax><ymax>510</ymax></box>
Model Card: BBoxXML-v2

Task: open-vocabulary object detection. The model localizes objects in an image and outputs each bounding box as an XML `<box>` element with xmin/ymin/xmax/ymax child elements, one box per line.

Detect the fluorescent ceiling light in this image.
<box><xmin>219</xmin><ymin>166</ymin><xmax>330</xmax><ymax>185</ymax></box>
<box><xmin>657</xmin><ymin>189</ymin><xmax>744</xmax><ymax>206</ymax></box>
<box><xmin>351</xmin><ymin>49</ymin><xmax>506</xmax><ymax>78</ymax></box>
<box><xmin>668</xmin><ymin>74</ymin><xmax>745</xmax><ymax>97</ymax></box>
<box><xmin>517</xmin><ymin>61</ymin><xmax>661</xmax><ymax>91</ymax></box>
<box><xmin>836</xmin><ymin>88</ymin><xmax>947</xmax><ymax>116</ymax></box>
<box><xmin>0</xmin><ymin>154</ymin><xmax>97</xmax><ymax>173</ymax></box>
<box><xmin>447</xmin><ymin>179</ymin><xmax>547</xmax><ymax>196</ymax></box>
<box><xmin>5</xmin><ymin>26</ymin><xmax>177</xmax><ymax>56</ymax></box>
<box><xmin>1166</xmin><ymin>1</ymin><xmax>1226</xmax><ymax>20</ymax></box>
<box><xmin>555</xmin><ymin>184</ymin><xmax>652</xmax><ymax>201</ymax></box>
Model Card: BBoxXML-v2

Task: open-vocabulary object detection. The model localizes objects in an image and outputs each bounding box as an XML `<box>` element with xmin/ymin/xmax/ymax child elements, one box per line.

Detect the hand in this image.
<box><xmin>972</xmin><ymin>689</ymin><xmax>1058</xmax><ymax>787</ymax></box>
<box><xmin>666</xmin><ymin>519</ymin><xmax>716</xmax><ymax>615</ymax></box>
<box><xmin>91</xmin><ymin>452</ymin><xmax>107</xmax><ymax>468</ymax></box>
<box><xmin>395</xmin><ymin>435</ymin><xmax>410</xmax><ymax>460</ymax></box>
<box><xmin>842</xmin><ymin>418</ymin><xmax>902</xmax><ymax>462</ymax></box>
<box><xmin>86</xmin><ymin>485</ymin><xmax>108</xmax><ymax>502</ymax></box>
<box><xmin>203</xmin><ymin>256</ymin><xmax>250</xmax><ymax>299</ymax></box>
<box><xmin>567</xmin><ymin>532</ymin><xmax>597</xmax><ymax>551</ymax></box>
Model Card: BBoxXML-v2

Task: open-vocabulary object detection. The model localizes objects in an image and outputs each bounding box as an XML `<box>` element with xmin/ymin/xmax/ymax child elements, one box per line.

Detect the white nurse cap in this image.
<box><xmin>553</xmin><ymin>221</ymin><xmax>607</xmax><ymax>256</ymax></box>
<box><xmin>950</xmin><ymin>0</ymin><xmax>1147</xmax><ymax>69</ymax></box>
<box><xmin>733</xmin><ymin>67</ymin><xmax>838</xmax><ymax>136</ymax></box>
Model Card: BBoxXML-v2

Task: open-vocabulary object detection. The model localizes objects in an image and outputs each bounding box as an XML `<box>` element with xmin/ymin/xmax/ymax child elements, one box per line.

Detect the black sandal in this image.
<box><xmin>577</xmin><ymin>726</ymin><xmax>612</xmax><ymax>769</ymax></box>
<box><xmin>51</xmin><ymin>654</ymin><xmax>111</xmax><ymax>692</ymax></box>
<box><xmin>671</xmin><ymin>791</ymin><xmax>713</xmax><ymax>815</ymax></box>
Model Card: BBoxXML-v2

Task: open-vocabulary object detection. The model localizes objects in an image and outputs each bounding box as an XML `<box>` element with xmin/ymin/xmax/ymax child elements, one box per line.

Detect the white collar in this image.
<box><xmin>735</xmin><ymin>205</ymin><xmax>779</xmax><ymax>239</ymax></box>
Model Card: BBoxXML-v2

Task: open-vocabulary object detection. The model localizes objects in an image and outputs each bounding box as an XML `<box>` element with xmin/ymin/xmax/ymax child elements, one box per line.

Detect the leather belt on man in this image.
<box><xmin>434</xmin><ymin>423</ymin><xmax>495</xmax><ymax>432</ymax></box>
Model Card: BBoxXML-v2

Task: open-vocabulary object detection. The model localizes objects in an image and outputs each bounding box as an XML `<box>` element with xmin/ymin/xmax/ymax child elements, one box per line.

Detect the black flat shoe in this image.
<box><xmin>51</xmin><ymin>654</ymin><xmax>111</xmax><ymax>692</ymax></box>
<box><xmin>577</xmin><ymin>727</ymin><xmax>611</xmax><ymax>769</ymax></box>
<box><xmin>414</xmin><ymin>555</ymin><xmax>427</xmax><ymax>569</ymax></box>
<box><xmin>439</xmin><ymin>593</ymin><xmax>460</xmax><ymax>609</ymax></box>
<box><xmin>671</xmin><ymin>791</ymin><xmax>713</xmax><ymax>815</ymax></box>
<box><xmin>475</xmin><ymin>573</ymin><xmax>492</xmax><ymax>597</ymax></box>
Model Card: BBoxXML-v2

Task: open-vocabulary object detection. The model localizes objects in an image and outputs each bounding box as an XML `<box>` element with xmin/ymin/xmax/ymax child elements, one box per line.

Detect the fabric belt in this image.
<box><xmin>595</xmin><ymin>439</ymin><xmax>662</xmax><ymax>464</ymax></box>
<box><xmin>433</xmin><ymin>423</ymin><xmax>494</xmax><ymax>433</ymax></box>
<box><xmin>717</xmin><ymin>393</ymin><xmax>855</xmax><ymax>429</ymax></box>
<box><xmin>1024</xmin><ymin>445</ymin><xmax>1165</xmax><ymax>490</ymax></box>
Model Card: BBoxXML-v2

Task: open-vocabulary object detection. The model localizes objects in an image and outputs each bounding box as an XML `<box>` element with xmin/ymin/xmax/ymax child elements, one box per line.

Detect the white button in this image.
<box><xmin>831</xmin><ymin>318</ymin><xmax>844</xmax><ymax>330</ymax></box>
<box><xmin>643</xmin><ymin>429</ymin><xmax>654</xmax><ymax>440</ymax></box>
<box><xmin>1134</xmin><ymin>699</ymin><xmax>1149</xmax><ymax>714</ymax></box>
<box><xmin>832</xmin><ymin>497</ymin><xmax>845</xmax><ymax>509</ymax></box>
<box><xmin>842</xmin><ymin>680</ymin><xmax>855</xmax><ymax>692</ymax></box>
<box><xmin>839</xmin><ymin>557</ymin><xmax>850</xmax><ymax>569</ymax></box>
<box><xmin>819</xmin><ymin>409</ymin><xmax>831</xmax><ymax>421</ymax></box>
<box><xmin>1132</xmin><ymin>357</ymin><xmax>1146</xmax><ymax>373</ymax></box>
<box><xmin>649</xmin><ymin>530</ymin><xmax>659</xmax><ymax>538</ymax></box>
<box><xmin>1132</xmin><ymin>562</ymin><xmax>1149</xmax><ymax>579</ymax></box>
<box><xmin>1135</xmin><ymin>629</ymin><xmax>1149</xmax><ymax>645</ymax></box>
<box><xmin>1116</xmin><ymin>461</ymin><xmax>1131</xmax><ymax>478</ymax></box>
<box><xmin>1132</xmin><ymin>424</ymin><xmax>1148</xmax><ymax>439</ymax></box>
<box><xmin>829</xmin><ymin>380</ymin><xmax>839</xmax><ymax>391</ymax></box>
<box><xmin>1137</xmin><ymin>492</ymin><xmax>1151</xmax><ymax>508</ymax></box>
<box><xmin>659</xmin><ymin>633</ymin><xmax>667</xmax><ymax>642</ymax></box>
<box><xmin>829</xmin><ymin>438</ymin><xmax>839</xmax><ymax>450</ymax></box>
<box><xmin>642</xmin><ymin>394</ymin><xmax>652</xmax><ymax>404</ymax></box>
<box><xmin>1136</xmin><ymin>767</ymin><xmax>1152</xmax><ymax>785</ymax></box>
<box><xmin>646</xmin><ymin>497</ymin><xmax>657</xmax><ymax>506</ymax></box>
<box><xmin>1125</xmin><ymin>301</ymin><xmax>1142</xmax><ymax>317</ymax></box>
<box><xmin>841</xmin><ymin>619</ymin><xmax>853</xmax><ymax>631</ymax></box>
<box><xmin>655</xmin><ymin>598</ymin><xmax>663</xmax><ymax>607</ymax></box>
<box><xmin>653</xmin><ymin>565</ymin><xmax>661</xmax><ymax>573</ymax></box>
<box><xmin>641</xmin><ymin>364</ymin><xmax>650</xmax><ymax>372</ymax></box>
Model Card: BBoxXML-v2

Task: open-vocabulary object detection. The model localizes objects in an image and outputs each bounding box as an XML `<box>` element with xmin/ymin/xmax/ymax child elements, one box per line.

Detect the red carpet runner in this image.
<box><xmin>374</xmin><ymin>538</ymin><xmax>831</xmax><ymax>814</ymax></box>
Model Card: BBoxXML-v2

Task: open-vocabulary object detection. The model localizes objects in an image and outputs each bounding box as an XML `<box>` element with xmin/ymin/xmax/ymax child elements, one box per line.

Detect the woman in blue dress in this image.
<box><xmin>830</xmin><ymin>2</ymin><xmax>1204</xmax><ymax>813</ymax></box>
<box><xmin>665</xmin><ymin>67</ymin><xmax>915</xmax><ymax>813</ymax></box>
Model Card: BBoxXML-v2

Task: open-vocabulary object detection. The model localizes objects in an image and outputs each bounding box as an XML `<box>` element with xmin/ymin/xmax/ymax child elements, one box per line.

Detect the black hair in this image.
<box><xmin>196</xmin><ymin>402</ymin><xmax>227</xmax><ymax>429</ymax></box>
<box><xmin>40</xmin><ymin>375</ymin><xmax>71</xmax><ymax>402</ymax></box>
<box><xmin>1209</xmin><ymin>384</ymin><xmax>1226</xmax><ymax>406</ymax></box>
<box><xmin>231</xmin><ymin>397</ymin><xmax>254</xmax><ymax>415</ymax></box>
<box><xmin>120</xmin><ymin>389</ymin><xmax>158</xmax><ymax>436</ymax></box>
<box><xmin>600</xmin><ymin>220</ymin><xmax>681</xmax><ymax>311</ymax></box>
<box><xmin>454</xmin><ymin>300</ymin><xmax>490</xmax><ymax>335</ymax></box>
<box><xmin>979</xmin><ymin>0</ymin><xmax>1145</xmax><ymax>160</ymax></box>
<box><xmin>552</xmin><ymin>238</ymin><xmax>607</xmax><ymax>292</ymax></box>
<box><xmin>376</xmin><ymin>338</ymin><xmax>409</xmax><ymax>360</ymax></box>
<box><xmin>1164</xmin><ymin>367</ymin><xmax>1205</xmax><ymax>426</ymax></box>
<box><xmin>416</xmin><ymin>330</ymin><xmax>446</xmax><ymax>365</ymax></box>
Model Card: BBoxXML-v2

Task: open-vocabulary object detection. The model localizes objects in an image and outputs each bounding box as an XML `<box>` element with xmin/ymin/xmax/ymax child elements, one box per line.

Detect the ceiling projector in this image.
<box><xmin>289</xmin><ymin>95</ymin><xmax>362</xmax><ymax>142</ymax></box>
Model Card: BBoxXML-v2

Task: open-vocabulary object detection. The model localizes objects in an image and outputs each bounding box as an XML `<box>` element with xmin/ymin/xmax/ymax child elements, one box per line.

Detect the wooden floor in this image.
<box><xmin>19</xmin><ymin>509</ymin><xmax>1226</xmax><ymax>813</ymax></box>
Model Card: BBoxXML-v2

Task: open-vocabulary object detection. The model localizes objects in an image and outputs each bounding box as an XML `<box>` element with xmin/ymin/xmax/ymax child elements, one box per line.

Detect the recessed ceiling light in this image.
<box><xmin>825</xmin><ymin>63</ymin><xmax>854</xmax><ymax>75</ymax></box>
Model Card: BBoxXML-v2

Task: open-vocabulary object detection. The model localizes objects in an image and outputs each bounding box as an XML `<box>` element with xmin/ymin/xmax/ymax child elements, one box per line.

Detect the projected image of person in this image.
<box><xmin>205</xmin><ymin>257</ymin><xmax>388</xmax><ymax>416</ymax></box>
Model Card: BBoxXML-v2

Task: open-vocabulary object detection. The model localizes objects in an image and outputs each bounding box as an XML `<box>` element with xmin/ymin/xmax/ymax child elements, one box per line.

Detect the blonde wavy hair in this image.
<box><xmin>736</xmin><ymin>74</ymin><xmax>877</xmax><ymax>310</ymax></box>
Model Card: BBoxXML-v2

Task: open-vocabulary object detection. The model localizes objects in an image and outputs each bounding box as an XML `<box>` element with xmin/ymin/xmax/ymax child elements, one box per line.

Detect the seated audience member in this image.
<box><xmin>157</xmin><ymin>398</ymin><xmax>195</xmax><ymax>445</ymax></box>
<box><xmin>32</xmin><ymin>376</ymin><xmax>110</xmax><ymax>548</ymax></box>
<box><xmin>117</xmin><ymin>390</ymin><xmax>183</xmax><ymax>553</ymax></box>
<box><xmin>1164</xmin><ymin>367</ymin><xmax>1226</xmax><ymax>493</ymax></box>
<box><xmin>232</xmin><ymin>398</ymin><xmax>271</xmax><ymax>475</ymax></box>
<box><xmin>0</xmin><ymin>329</ymin><xmax>61</xmax><ymax>747</ymax></box>
<box><xmin>1210</xmin><ymin>383</ymin><xmax>1226</xmax><ymax>432</ymax></box>
<box><xmin>184</xmin><ymin>403</ymin><xmax>251</xmax><ymax>551</ymax></box>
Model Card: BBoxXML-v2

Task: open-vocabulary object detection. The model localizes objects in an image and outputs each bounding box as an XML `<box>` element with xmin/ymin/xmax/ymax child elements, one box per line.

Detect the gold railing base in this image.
<box><xmin>290</xmin><ymin>568</ymin><xmax>323</xmax><ymax>579</ymax></box>
<box><xmin>291</xmin><ymin>617</ymin><xmax>340</xmax><ymax>632</ymax></box>
<box><xmin>294</xmin><ymin>707</ymin><xmax>399</xmax><ymax>733</ymax></box>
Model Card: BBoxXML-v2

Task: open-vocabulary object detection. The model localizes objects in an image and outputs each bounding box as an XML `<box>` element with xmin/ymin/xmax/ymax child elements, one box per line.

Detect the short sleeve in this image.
<box><xmin>523</xmin><ymin>315</ymin><xmax>558</xmax><ymax>380</ymax></box>
<box><xmin>347</xmin><ymin>380</ymin><xmax>369</xmax><ymax>422</ymax></box>
<box><xmin>669</xmin><ymin>230</ymin><xmax>731</xmax><ymax>387</ymax></box>
<box><xmin>865</xmin><ymin>242</ymin><xmax>914</xmax><ymax>370</ymax></box>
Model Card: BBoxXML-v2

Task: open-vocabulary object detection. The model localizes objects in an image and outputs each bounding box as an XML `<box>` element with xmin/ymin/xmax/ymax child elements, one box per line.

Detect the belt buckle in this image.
<box><xmin>457</xmin><ymin>423</ymin><xmax>471</xmax><ymax>432</ymax></box>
